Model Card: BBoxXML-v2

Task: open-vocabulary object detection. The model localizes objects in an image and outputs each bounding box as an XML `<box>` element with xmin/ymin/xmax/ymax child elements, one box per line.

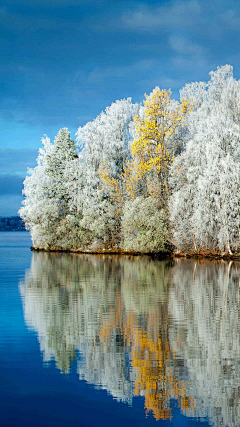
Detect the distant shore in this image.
<box><xmin>0</xmin><ymin>216</ymin><xmax>26</xmax><ymax>232</ymax></box>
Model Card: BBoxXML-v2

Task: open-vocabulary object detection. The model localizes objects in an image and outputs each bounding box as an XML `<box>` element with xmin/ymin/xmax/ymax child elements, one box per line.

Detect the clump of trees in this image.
<box><xmin>19</xmin><ymin>65</ymin><xmax>240</xmax><ymax>255</ymax></box>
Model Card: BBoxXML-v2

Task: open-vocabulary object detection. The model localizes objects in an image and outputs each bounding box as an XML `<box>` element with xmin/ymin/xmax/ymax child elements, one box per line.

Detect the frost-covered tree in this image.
<box><xmin>19</xmin><ymin>128</ymin><xmax>89</xmax><ymax>249</ymax></box>
<box><xmin>45</xmin><ymin>127</ymin><xmax>78</xmax><ymax>208</ymax></box>
<box><xmin>76</xmin><ymin>98</ymin><xmax>138</xmax><ymax>197</ymax></box>
<box><xmin>129</xmin><ymin>87</ymin><xmax>193</xmax><ymax>205</ymax></box>
<box><xmin>118</xmin><ymin>89</ymin><xmax>192</xmax><ymax>252</ymax></box>
<box><xmin>43</xmin><ymin>128</ymin><xmax>84</xmax><ymax>249</ymax></box>
<box><xmin>170</xmin><ymin>65</ymin><xmax>240</xmax><ymax>254</ymax></box>
<box><xmin>121</xmin><ymin>196</ymin><xmax>169</xmax><ymax>252</ymax></box>
<box><xmin>75</xmin><ymin>98</ymin><xmax>139</xmax><ymax>248</ymax></box>
<box><xmin>19</xmin><ymin>136</ymin><xmax>54</xmax><ymax>247</ymax></box>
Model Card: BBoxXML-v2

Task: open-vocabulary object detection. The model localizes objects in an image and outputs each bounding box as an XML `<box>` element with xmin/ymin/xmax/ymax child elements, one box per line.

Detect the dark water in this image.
<box><xmin>1</xmin><ymin>233</ymin><xmax>240</xmax><ymax>426</ymax></box>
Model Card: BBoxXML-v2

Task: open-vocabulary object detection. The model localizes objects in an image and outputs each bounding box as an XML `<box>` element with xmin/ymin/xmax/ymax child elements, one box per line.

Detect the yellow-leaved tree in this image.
<box><xmin>130</xmin><ymin>87</ymin><xmax>193</xmax><ymax>207</ymax></box>
<box><xmin>99</xmin><ymin>87</ymin><xmax>193</xmax><ymax>252</ymax></box>
<box><xmin>100</xmin><ymin>87</ymin><xmax>193</xmax><ymax>211</ymax></box>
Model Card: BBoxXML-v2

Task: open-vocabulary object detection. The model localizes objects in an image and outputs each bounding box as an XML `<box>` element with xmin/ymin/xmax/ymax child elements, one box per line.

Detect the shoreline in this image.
<box><xmin>30</xmin><ymin>246</ymin><xmax>172</xmax><ymax>258</ymax></box>
<box><xmin>30</xmin><ymin>246</ymin><xmax>240</xmax><ymax>260</ymax></box>
<box><xmin>173</xmin><ymin>252</ymin><xmax>240</xmax><ymax>260</ymax></box>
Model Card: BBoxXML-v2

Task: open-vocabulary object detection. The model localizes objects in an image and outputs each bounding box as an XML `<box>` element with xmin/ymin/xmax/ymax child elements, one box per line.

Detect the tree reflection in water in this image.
<box><xmin>20</xmin><ymin>253</ymin><xmax>240</xmax><ymax>426</ymax></box>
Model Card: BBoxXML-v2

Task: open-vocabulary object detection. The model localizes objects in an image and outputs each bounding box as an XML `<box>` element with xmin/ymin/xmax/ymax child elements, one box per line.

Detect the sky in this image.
<box><xmin>1</xmin><ymin>0</ymin><xmax>240</xmax><ymax>215</ymax></box>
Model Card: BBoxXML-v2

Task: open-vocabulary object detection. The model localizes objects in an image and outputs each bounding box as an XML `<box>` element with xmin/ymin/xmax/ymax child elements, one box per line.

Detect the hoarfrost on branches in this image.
<box><xmin>19</xmin><ymin>128</ymin><xmax>87</xmax><ymax>250</ymax></box>
<box><xmin>170</xmin><ymin>65</ymin><xmax>240</xmax><ymax>254</ymax></box>
<box><xmin>121</xmin><ymin>196</ymin><xmax>169</xmax><ymax>252</ymax></box>
<box><xmin>75</xmin><ymin>98</ymin><xmax>139</xmax><ymax>248</ymax></box>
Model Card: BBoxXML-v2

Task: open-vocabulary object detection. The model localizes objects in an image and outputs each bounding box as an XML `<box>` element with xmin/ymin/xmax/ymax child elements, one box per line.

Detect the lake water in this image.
<box><xmin>1</xmin><ymin>233</ymin><xmax>240</xmax><ymax>427</ymax></box>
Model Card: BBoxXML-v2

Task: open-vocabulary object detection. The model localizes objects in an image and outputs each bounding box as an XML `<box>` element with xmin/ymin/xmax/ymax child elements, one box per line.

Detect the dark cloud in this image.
<box><xmin>0</xmin><ymin>149</ymin><xmax>38</xmax><ymax>175</ymax></box>
<box><xmin>0</xmin><ymin>175</ymin><xmax>24</xmax><ymax>196</ymax></box>
<box><xmin>0</xmin><ymin>194</ymin><xmax>24</xmax><ymax>216</ymax></box>
<box><xmin>3</xmin><ymin>0</ymin><xmax>106</xmax><ymax>8</ymax></box>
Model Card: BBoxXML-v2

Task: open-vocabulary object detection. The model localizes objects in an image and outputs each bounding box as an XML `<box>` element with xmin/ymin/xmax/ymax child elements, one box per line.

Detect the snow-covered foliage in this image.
<box><xmin>75</xmin><ymin>98</ymin><xmax>139</xmax><ymax>248</ymax></box>
<box><xmin>75</xmin><ymin>98</ymin><xmax>138</xmax><ymax>205</ymax></box>
<box><xmin>19</xmin><ymin>128</ymin><xmax>86</xmax><ymax>249</ymax></box>
<box><xmin>19</xmin><ymin>135</ymin><xmax>54</xmax><ymax>247</ymax></box>
<box><xmin>76</xmin><ymin>98</ymin><xmax>138</xmax><ymax>179</ymax></box>
<box><xmin>170</xmin><ymin>65</ymin><xmax>240</xmax><ymax>254</ymax></box>
<box><xmin>121</xmin><ymin>196</ymin><xmax>169</xmax><ymax>252</ymax></box>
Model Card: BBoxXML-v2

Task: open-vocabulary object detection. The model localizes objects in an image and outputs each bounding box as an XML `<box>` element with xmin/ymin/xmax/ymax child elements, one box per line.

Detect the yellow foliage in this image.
<box><xmin>99</xmin><ymin>158</ymin><xmax>144</xmax><ymax>211</ymax></box>
<box><xmin>130</xmin><ymin>87</ymin><xmax>194</xmax><ymax>205</ymax></box>
<box><xmin>99</xmin><ymin>87</ymin><xmax>193</xmax><ymax>211</ymax></box>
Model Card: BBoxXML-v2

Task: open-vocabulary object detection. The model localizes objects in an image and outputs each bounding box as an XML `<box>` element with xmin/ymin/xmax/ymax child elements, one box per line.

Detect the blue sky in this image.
<box><xmin>1</xmin><ymin>0</ymin><xmax>240</xmax><ymax>215</ymax></box>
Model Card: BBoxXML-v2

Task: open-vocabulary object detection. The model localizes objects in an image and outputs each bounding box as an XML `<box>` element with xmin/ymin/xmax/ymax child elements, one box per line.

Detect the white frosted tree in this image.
<box><xmin>19</xmin><ymin>128</ymin><xmax>90</xmax><ymax>249</ymax></box>
<box><xmin>45</xmin><ymin>127</ymin><xmax>78</xmax><ymax>208</ymax></box>
<box><xmin>75</xmin><ymin>98</ymin><xmax>139</xmax><ymax>248</ymax></box>
<box><xmin>19</xmin><ymin>136</ymin><xmax>55</xmax><ymax>247</ymax></box>
<box><xmin>43</xmin><ymin>128</ymin><xmax>83</xmax><ymax>249</ymax></box>
<box><xmin>170</xmin><ymin>65</ymin><xmax>240</xmax><ymax>254</ymax></box>
<box><xmin>121</xmin><ymin>196</ymin><xmax>169</xmax><ymax>253</ymax></box>
<box><xmin>76</xmin><ymin>98</ymin><xmax>138</xmax><ymax>180</ymax></box>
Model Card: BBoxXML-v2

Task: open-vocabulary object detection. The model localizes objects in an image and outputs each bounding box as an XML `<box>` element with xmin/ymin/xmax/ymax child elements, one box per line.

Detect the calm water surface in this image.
<box><xmin>1</xmin><ymin>232</ymin><xmax>240</xmax><ymax>426</ymax></box>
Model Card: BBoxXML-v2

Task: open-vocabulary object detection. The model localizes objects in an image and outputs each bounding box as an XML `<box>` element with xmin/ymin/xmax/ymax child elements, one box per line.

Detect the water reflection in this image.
<box><xmin>20</xmin><ymin>254</ymin><xmax>240</xmax><ymax>425</ymax></box>
<box><xmin>169</xmin><ymin>259</ymin><xmax>240</xmax><ymax>427</ymax></box>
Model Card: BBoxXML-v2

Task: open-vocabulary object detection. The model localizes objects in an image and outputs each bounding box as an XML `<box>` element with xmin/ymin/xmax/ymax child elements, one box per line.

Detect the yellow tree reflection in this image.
<box><xmin>99</xmin><ymin>304</ymin><xmax>194</xmax><ymax>421</ymax></box>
